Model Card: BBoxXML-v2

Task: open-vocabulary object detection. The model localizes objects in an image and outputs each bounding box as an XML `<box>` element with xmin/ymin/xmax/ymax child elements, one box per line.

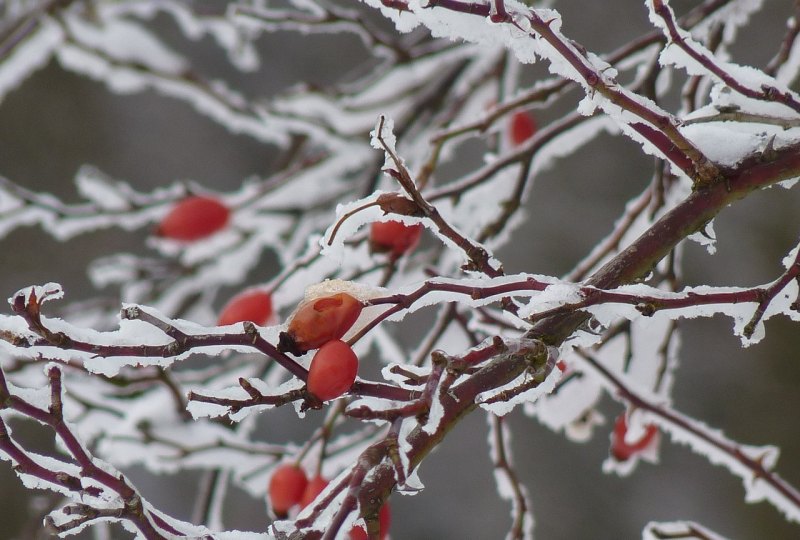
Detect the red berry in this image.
<box><xmin>611</xmin><ymin>413</ymin><xmax>659</xmax><ymax>461</ymax></box>
<box><xmin>156</xmin><ymin>196</ymin><xmax>230</xmax><ymax>241</ymax></box>
<box><xmin>369</xmin><ymin>221</ymin><xmax>423</xmax><ymax>256</ymax></box>
<box><xmin>300</xmin><ymin>475</ymin><xmax>330</xmax><ymax>509</ymax></box>
<box><xmin>307</xmin><ymin>339</ymin><xmax>359</xmax><ymax>401</ymax></box>
<box><xmin>217</xmin><ymin>290</ymin><xmax>273</xmax><ymax>326</ymax></box>
<box><xmin>268</xmin><ymin>464</ymin><xmax>308</xmax><ymax>517</ymax></box>
<box><xmin>283</xmin><ymin>293</ymin><xmax>363</xmax><ymax>354</ymax></box>
<box><xmin>509</xmin><ymin>111</ymin><xmax>537</xmax><ymax>146</ymax></box>
<box><xmin>349</xmin><ymin>503</ymin><xmax>391</xmax><ymax>540</ymax></box>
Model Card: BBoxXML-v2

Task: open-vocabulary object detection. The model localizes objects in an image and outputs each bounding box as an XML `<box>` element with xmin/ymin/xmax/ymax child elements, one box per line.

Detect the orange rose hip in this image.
<box><xmin>280</xmin><ymin>292</ymin><xmax>363</xmax><ymax>354</ymax></box>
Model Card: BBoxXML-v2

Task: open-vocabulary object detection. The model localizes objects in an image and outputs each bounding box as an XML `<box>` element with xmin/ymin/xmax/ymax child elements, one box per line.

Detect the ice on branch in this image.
<box><xmin>476</xmin><ymin>341</ymin><xmax>560</xmax><ymax>417</ymax></box>
<box><xmin>645</xmin><ymin>407</ymin><xmax>800</xmax><ymax>524</ymax></box>
<box><xmin>688</xmin><ymin>0</ymin><xmax>766</xmax><ymax>44</ymax></box>
<box><xmin>187</xmin><ymin>377</ymin><xmax>305</xmax><ymax>422</ymax></box>
<box><xmin>0</xmin><ymin>169</ymin><xmax>185</xmax><ymax>241</ymax></box>
<box><xmin>0</xmin><ymin>19</ymin><xmax>63</xmax><ymax>105</ymax></box>
<box><xmin>582</xmin><ymin>276</ymin><xmax>800</xmax><ymax>347</ymax></box>
<box><xmin>10</xmin><ymin>282</ymin><xmax>64</xmax><ymax>308</ymax></box>
<box><xmin>370</xmin><ymin>115</ymin><xmax>402</xmax><ymax>170</ymax></box>
<box><xmin>3</xmin><ymin>289</ymin><xmax>269</xmax><ymax>376</ymax></box>
<box><xmin>642</xmin><ymin>520</ymin><xmax>727</xmax><ymax>540</ymax></box>
<box><xmin>651</xmin><ymin>0</ymin><xmax>800</xmax><ymax>115</ymax></box>
<box><xmin>89</xmin><ymin>1</ymin><xmax>261</xmax><ymax>72</ymax></box>
<box><xmin>54</xmin><ymin>29</ymin><xmax>285</xmax><ymax>144</ymax></box>
<box><xmin>486</xmin><ymin>416</ymin><xmax>534</xmax><ymax>540</ymax></box>
<box><xmin>524</xmin><ymin>355</ymin><xmax>607</xmax><ymax>443</ymax></box>
<box><xmin>1</xmin><ymin>0</ymin><xmax>800</xmax><ymax>537</ymax></box>
<box><xmin>75</xmin><ymin>167</ymin><xmax>137</xmax><ymax>212</ymax></box>
<box><xmin>63</xmin><ymin>14</ymin><xmax>187</xmax><ymax>73</ymax></box>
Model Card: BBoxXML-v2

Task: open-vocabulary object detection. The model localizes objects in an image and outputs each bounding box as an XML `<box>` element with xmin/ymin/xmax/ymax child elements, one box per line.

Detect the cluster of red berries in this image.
<box><xmin>156</xmin><ymin>194</ymin><xmax>425</xmax><ymax>403</ymax></box>
<box><xmin>154</xmin><ymin>110</ymin><xmax>538</xmax><ymax>535</ymax></box>
<box><xmin>156</xmin><ymin>182</ymin><xmax>424</xmax><ymax>536</ymax></box>
<box><xmin>279</xmin><ymin>291</ymin><xmax>363</xmax><ymax>401</ymax></box>
<box><xmin>268</xmin><ymin>465</ymin><xmax>390</xmax><ymax>538</ymax></box>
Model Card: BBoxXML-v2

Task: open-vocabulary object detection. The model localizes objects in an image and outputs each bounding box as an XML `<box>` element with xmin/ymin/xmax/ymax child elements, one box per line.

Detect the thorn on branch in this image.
<box><xmin>761</xmin><ymin>135</ymin><xmax>778</xmax><ymax>162</ymax></box>
<box><xmin>347</xmin><ymin>351</ymin><xmax>447</xmax><ymax>423</ymax></box>
<box><xmin>635</xmin><ymin>302</ymin><xmax>657</xmax><ymax>316</ymax></box>
<box><xmin>387</xmin><ymin>365</ymin><xmax>428</xmax><ymax>385</ymax></box>
<box><xmin>120</xmin><ymin>305</ymin><xmax>141</xmax><ymax>320</ymax></box>
<box><xmin>488</xmin><ymin>0</ymin><xmax>511</xmax><ymax>23</ymax></box>
<box><xmin>380</xmin><ymin>0</ymin><xmax>410</xmax><ymax>12</ymax></box>
<box><xmin>238</xmin><ymin>377</ymin><xmax>262</xmax><ymax>399</ymax></box>
<box><xmin>242</xmin><ymin>322</ymin><xmax>259</xmax><ymax>343</ymax></box>
<box><xmin>11</xmin><ymin>288</ymin><xmax>72</xmax><ymax>348</ymax></box>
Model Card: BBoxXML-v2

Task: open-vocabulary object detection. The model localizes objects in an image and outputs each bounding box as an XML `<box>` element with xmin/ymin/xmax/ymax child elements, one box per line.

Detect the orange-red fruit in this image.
<box><xmin>611</xmin><ymin>414</ymin><xmax>659</xmax><ymax>461</ymax></box>
<box><xmin>268</xmin><ymin>464</ymin><xmax>308</xmax><ymax>517</ymax></box>
<box><xmin>349</xmin><ymin>503</ymin><xmax>391</xmax><ymax>540</ymax></box>
<box><xmin>307</xmin><ymin>339</ymin><xmax>359</xmax><ymax>401</ymax></box>
<box><xmin>300</xmin><ymin>475</ymin><xmax>330</xmax><ymax>509</ymax></box>
<box><xmin>509</xmin><ymin>111</ymin><xmax>537</xmax><ymax>146</ymax></box>
<box><xmin>285</xmin><ymin>293</ymin><xmax>363</xmax><ymax>353</ymax></box>
<box><xmin>156</xmin><ymin>196</ymin><xmax>230</xmax><ymax>241</ymax></box>
<box><xmin>218</xmin><ymin>290</ymin><xmax>273</xmax><ymax>326</ymax></box>
<box><xmin>370</xmin><ymin>221</ymin><xmax>423</xmax><ymax>256</ymax></box>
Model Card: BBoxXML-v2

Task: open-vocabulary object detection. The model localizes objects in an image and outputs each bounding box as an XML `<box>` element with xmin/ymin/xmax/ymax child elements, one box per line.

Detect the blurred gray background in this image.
<box><xmin>1</xmin><ymin>1</ymin><xmax>800</xmax><ymax>539</ymax></box>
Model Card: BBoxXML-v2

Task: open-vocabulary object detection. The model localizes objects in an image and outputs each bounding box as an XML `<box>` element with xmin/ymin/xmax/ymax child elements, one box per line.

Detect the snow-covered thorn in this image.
<box><xmin>238</xmin><ymin>377</ymin><xmax>262</xmax><ymax>399</ymax></box>
<box><xmin>120</xmin><ymin>306</ymin><xmax>141</xmax><ymax>320</ymax></box>
<box><xmin>381</xmin><ymin>0</ymin><xmax>410</xmax><ymax>11</ymax></box>
<box><xmin>55</xmin><ymin>471</ymin><xmax>72</xmax><ymax>484</ymax></box>
<box><xmin>635</xmin><ymin>302</ymin><xmax>656</xmax><ymax>316</ymax></box>
<box><xmin>124</xmin><ymin>494</ymin><xmax>143</xmax><ymax>514</ymax></box>
<box><xmin>760</xmin><ymin>135</ymin><xmax>778</xmax><ymax>163</ymax></box>
<box><xmin>242</xmin><ymin>321</ymin><xmax>259</xmax><ymax>343</ymax></box>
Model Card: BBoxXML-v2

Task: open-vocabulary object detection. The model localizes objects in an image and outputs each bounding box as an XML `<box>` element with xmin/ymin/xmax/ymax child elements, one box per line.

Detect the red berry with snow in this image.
<box><xmin>156</xmin><ymin>196</ymin><xmax>230</xmax><ymax>241</ymax></box>
<box><xmin>281</xmin><ymin>293</ymin><xmax>363</xmax><ymax>354</ymax></box>
<box><xmin>307</xmin><ymin>339</ymin><xmax>359</xmax><ymax>401</ymax></box>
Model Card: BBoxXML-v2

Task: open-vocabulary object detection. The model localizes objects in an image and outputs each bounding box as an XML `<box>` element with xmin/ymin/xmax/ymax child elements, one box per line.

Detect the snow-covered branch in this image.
<box><xmin>1</xmin><ymin>0</ymin><xmax>800</xmax><ymax>537</ymax></box>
